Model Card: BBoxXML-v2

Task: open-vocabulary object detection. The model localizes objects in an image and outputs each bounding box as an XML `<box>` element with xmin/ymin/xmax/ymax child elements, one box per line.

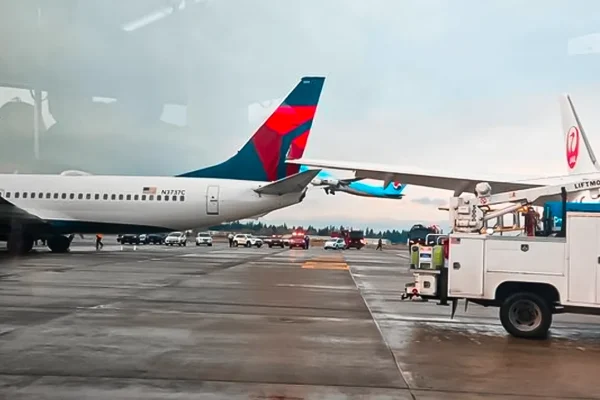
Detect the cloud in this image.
<box><xmin>411</xmin><ymin>197</ymin><xmax>447</xmax><ymax>207</ymax></box>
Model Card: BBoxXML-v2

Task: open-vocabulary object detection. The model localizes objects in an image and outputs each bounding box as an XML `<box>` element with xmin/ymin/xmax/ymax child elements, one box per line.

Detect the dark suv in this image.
<box><xmin>147</xmin><ymin>233</ymin><xmax>167</xmax><ymax>244</ymax></box>
<box><xmin>120</xmin><ymin>234</ymin><xmax>142</xmax><ymax>245</ymax></box>
<box><xmin>346</xmin><ymin>230</ymin><xmax>365</xmax><ymax>249</ymax></box>
<box><xmin>268</xmin><ymin>235</ymin><xmax>285</xmax><ymax>248</ymax></box>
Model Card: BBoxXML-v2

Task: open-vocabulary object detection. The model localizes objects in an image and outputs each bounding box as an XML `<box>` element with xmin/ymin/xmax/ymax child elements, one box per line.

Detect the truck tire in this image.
<box><xmin>499</xmin><ymin>292</ymin><xmax>552</xmax><ymax>339</ymax></box>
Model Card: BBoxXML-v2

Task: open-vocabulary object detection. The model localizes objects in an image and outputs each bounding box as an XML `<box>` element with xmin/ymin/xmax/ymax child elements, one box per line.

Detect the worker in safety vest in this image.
<box><xmin>95</xmin><ymin>233</ymin><xmax>104</xmax><ymax>250</ymax></box>
<box><xmin>524</xmin><ymin>207</ymin><xmax>539</xmax><ymax>236</ymax></box>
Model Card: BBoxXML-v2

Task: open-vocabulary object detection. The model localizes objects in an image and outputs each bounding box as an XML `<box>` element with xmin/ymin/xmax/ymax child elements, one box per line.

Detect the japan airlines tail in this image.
<box><xmin>299</xmin><ymin>165</ymin><xmax>406</xmax><ymax>199</ymax></box>
<box><xmin>0</xmin><ymin>76</ymin><xmax>325</xmax><ymax>255</ymax></box>
<box><xmin>287</xmin><ymin>94</ymin><xmax>600</xmax><ymax>199</ymax></box>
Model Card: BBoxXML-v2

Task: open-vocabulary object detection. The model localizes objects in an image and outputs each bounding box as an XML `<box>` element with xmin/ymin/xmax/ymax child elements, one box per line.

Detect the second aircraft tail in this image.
<box><xmin>560</xmin><ymin>93</ymin><xmax>600</xmax><ymax>175</ymax></box>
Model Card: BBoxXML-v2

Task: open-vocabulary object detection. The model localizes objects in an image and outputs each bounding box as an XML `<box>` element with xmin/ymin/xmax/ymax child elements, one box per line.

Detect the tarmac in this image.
<box><xmin>1</xmin><ymin>238</ymin><xmax>600</xmax><ymax>399</ymax></box>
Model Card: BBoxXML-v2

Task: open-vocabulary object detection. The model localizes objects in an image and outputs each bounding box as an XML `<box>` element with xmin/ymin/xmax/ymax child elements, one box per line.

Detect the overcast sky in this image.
<box><xmin>3</xmin><ymin>1</ymin><xmax>600</xmax><ymax>230</ymax></box>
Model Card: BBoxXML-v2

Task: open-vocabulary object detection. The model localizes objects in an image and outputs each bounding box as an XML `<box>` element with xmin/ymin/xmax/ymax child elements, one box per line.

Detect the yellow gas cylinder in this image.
<box><xmin>432</xmin><ymin>245</ymin><xmax>444</xmax><ymax>270</ymax></box>
<box><xmin>410</xmin><ymin>244</ymin><xmax>419</xmax><ymax>268</ymax></box>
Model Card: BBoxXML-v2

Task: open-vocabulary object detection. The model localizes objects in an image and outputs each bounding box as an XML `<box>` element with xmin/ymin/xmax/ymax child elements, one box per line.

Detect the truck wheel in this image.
<box><xmin>499</xmin><ymin>292</ymin><xmax>552</xmax><ymax>339</ymax></box>
<box><xmin>245</xmin><ymin>242</ymin><xmax>251</xmax><ymax>247</ymax></box>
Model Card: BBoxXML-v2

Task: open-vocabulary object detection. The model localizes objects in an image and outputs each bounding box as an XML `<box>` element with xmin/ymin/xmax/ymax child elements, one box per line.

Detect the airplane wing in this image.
<box><xmin>337</xmin><ymin>177</ymin><xmax>364</xmax><ymax>186</ymax></box>
<box><xmin>286</xmin><ymin>159</ymin><xmax>544</xmax><ymax>195</ymax></box>
<box><xmin>0</xmin><ymin>196</ymin><xmax>47</xmax><ymax>225</ymax></box>
<box><xmin>254</xmin><ymin>169</ymin><xmax>322</xmax><ymax>195</ymax></box>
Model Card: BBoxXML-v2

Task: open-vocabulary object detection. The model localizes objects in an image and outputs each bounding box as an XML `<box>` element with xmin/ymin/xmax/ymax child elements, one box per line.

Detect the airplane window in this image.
<box><xmin>61</xmin><ymin>193</ymin><xmax>66</xmax><ymax>199</ymax></box>
<box><xmin>86</xmin><ymin>194</ymin><xmax>91</xmax><ymax>200</ymax></box>
<box><xmin>78</xmin><ymin>193</ymin><xmax>83</xmax><ymax>200</ymax></box>
<box><xmin>103</xmin><ymin>194</ymin><xmax>108</xmax><ymax>200</ymax></box>
<box><xmin>38</xmin><ymin>192</ymin><xmax>43</xmax><ymax>198</ymax></box>
<box><xmin>95</xmin><ymin>194</ymin><xmax>100</xmax><ymax>200</ymax></box>
<box><xmin>164</xmin><ymin>195</ymin><xmax>169</xmax><ymax>201</ymax></box>
<box><xmin>118</xmin><ymin>194</ymin><xmax>124</xmax><ymax>200</ymax></box>
<box><xmin>126</xmin><ymin>194</ymin><xmax>131</xmax><ymax>200</ymax></box>
<box><xmin>141</xmin><ymin>195</ymin><xmax>146</xmax><ymax>200</ymax></box>
<box><xmin>180</xmin><ymin>196</ymin><xmax>185</xmax><ymax>201</ymax></box>
<box><xmin>46</xmin><ymin>193</ymin><xmax>51</xmax><ymax>199</ymax></box>
<box><xmin>30</xmin><ymin>192</ymin><xmax>35</xmax><ymax>198</ymax></box>
<box><xmin>15</xmin><ymin>192</ymin><xmax>20</xmax><ymax>198</ymax></box>
<box><xmin>134</xmin><ymin>195</ymin><xmax>139</xmax><ymax>201</ymax></box>
<box><xmin>156</xmin><ymin>195</ymin><xmax>162</xmax><ymax>201</ymax></box>
<box><xmin>70</xmin><ymin>193</ymin><xmax>75</xmax><ymax>199</ymax></box>
<box><xmin>4</xmin><ymin>192</ymin><xmax>10</xmax><ymax>198</ymax></box>
<box><xmin>111</xmin><ymin>194</ymin><xmax>116</xmax><ymax>200</ymax></box>
<box><xmin>172</xmin><ymin>196</ymin><xmax>177</xmax><ymax>201</ymax></box>
<box><xmin>149</xmin><ymin>195</ymin><xmax>154</xmax><ymax>200</ymax></box>
<box><xmin>53</xmin><ymin>193</ymin><xmax>58</xmax><ymax>199</ymax></box>
<box><xmin>23</xmin><ymin>192</ymin><xmax>28</xmax><ymax>198</ymax></box>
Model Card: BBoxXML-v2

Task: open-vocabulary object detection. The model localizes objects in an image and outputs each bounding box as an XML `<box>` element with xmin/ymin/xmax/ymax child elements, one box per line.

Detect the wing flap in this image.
<box><xmin>287</xmin><ymin>158</ymin><xmax>543</xmax><ymax>195</ymax></box>
<box><xmin>254</xmin><ymin>169</ymin><xmax>322</xmax><ymax>195</ymax></box>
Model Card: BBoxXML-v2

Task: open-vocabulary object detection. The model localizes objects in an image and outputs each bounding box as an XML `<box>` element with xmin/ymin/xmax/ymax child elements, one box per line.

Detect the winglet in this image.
<box><xmin>254</xmin><ymin>169</ymin><xmax>322</xmax><ymax>195</ymax></box>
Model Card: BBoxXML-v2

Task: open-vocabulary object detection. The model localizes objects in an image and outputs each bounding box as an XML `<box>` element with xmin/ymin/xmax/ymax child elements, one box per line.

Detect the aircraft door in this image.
<box><xmin>206</xmin><ymin>186</ymin><xmax>220</xmax><ymax>215</ymax></box>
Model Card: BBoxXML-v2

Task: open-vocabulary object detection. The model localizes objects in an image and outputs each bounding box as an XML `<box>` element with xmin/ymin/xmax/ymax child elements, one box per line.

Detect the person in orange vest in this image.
<box><xmin>95</xmin><ymin>233</ymin><xmax>104</xmax><ymax>250</ymax></box>
<box><xmin>524</xmin><ymin>207</ymin><xmax>539</xmax><ymax>236</ymax></box>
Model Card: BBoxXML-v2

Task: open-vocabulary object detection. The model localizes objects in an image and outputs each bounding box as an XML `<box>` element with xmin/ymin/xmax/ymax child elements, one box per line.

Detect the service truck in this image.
<box><xmin>402</xmin><ymin>179</ymin><xmax>600</xmax><ymax>339</ymax></box>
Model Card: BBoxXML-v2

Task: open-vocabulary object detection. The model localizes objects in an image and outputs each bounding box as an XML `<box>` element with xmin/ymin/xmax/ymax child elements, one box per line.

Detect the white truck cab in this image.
<box><xmin>403</xmin><ymin>179</ymin><xmax>600</xmax><ymax>339</ymax></box>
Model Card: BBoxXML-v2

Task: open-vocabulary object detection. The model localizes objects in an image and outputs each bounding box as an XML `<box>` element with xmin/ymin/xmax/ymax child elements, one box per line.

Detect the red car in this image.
<box><xmin>289</xmin><ymin>234</ymin><xmax>307</xmax><ymax>249</ymax></box>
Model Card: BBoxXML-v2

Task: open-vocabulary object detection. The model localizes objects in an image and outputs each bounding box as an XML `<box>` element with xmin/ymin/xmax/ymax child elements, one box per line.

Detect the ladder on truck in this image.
<box><xmin>450</xmin><ymin>179</ymin><xmax>600</xmax><ymax>234</ymax></box>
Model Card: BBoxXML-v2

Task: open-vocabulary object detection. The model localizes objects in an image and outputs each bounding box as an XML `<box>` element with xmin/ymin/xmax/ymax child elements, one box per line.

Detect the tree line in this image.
<box><xmin>209</xmin><ymin>221</ymin><xmax>410</xmax><ymax>244</ymax></box>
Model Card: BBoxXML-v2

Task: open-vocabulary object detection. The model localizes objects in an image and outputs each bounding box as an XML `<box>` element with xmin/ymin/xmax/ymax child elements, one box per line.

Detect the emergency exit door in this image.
<box><xmin>206</xmin><ymin>186</ymin><xmax>220</xmax><ymax>215</ymax></box>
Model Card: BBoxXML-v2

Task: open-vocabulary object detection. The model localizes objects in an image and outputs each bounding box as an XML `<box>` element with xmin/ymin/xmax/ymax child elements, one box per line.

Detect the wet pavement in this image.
<box><xmin>0</xmin><ymin>240</ymin><xmax>599</xmax><ymax>399</ymax></box>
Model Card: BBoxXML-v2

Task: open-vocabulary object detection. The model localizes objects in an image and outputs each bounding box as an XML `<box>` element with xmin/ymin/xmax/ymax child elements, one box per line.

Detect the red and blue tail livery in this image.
<box><xmin>177</xmin><ymin>76</ymin><xmax>325</xmax><ymax>182</ymax></box>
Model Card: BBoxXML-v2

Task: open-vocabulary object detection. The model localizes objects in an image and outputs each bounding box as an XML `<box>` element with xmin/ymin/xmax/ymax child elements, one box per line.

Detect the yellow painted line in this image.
<box><xmin>301</xmin><ymin>254</ymin><xmax>348</xmax><ymax>270</ymax></box>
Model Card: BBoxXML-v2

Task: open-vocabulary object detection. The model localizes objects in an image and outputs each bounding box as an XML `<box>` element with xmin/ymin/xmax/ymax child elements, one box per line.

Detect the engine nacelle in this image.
<box><xmin>321</xmin><ymin>178</ymin><xmax>339</xmax><ymax>186</ymax></box>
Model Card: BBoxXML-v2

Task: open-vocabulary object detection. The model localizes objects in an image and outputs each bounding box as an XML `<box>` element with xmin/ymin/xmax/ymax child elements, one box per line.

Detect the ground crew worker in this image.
<box><xmin>95</xmin><ymin>233</ymin><xmax>103</xmax><ymax>250</ymax></box>
<box><xmin>304</xmin><ymin>235</ymin><xmax>310</xmax><ymax>249</ymax></box>
<box><xmin>376</xmin><ymin>238</ymin><xmax>383</xmax><ymax>251</ymax></box>
<box><xmin>228</xmin><ymin>233</ymin><xmax>234</xmax><ymax>247</ymax></box>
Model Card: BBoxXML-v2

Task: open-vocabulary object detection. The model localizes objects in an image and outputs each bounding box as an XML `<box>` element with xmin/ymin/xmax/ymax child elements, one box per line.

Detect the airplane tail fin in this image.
<box><xmin>177</xmin><ymin>76</ymin><xmax>325</xmax><ymax>181</ymax></box>
<box><xmin>560</xmin><ymin>94</ymin><xmax>600</xmax><ymax>175</ymax></box>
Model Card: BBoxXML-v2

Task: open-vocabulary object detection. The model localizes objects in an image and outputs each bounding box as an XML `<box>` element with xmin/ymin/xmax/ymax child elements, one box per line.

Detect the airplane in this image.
<box><xmin>288</xmin><ymin>93</ymin><xmax>600</xmax><ymax>204</ymax></box>
<box><xmin>299</xmin><ymin>165</ymin><xmax>406</xmax><ymax>198</ymax></box>
<box><xmin>0</xmin><ymin>76</ymin><xmax>325</xmax><ymax>255</ymax></box>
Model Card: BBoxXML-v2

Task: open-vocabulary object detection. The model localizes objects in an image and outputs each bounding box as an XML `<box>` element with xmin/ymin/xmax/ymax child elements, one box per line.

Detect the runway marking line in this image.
<box><xmin>302</xmin><ymin>254</ymin><xmax>348</xmax><ymax>270</ymax></box>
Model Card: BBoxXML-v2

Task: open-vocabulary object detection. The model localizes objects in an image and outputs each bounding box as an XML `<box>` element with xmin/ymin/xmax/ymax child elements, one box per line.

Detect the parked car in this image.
<box><xmin>147</xmin><ymin>233</ymin><xmax>167</xmax><ymax>244</ymax></box>
<box><xmin>233</xmin><ymin>234</ymin><xmax>263</xmax><ymax>248</ymax></box>
<box><xmin>324</xmin><ymin>238</ymin><xmax>346</xmax><ymax>250</ymax></box>
<box><xmin>120</xmin><ymin>233</ymin><xmax>142</xmax><ymax>245</ymax></box>
<box><xmin>289</xmin><ymin>234</ymin><xmax>307</xmax><ymax>250</ymax></box>
<box><xmin>165</xmin><ymin>231</ymin><xmax>187</xmax><ymax>246</ymax></box>
<box><xmin>195</xmin><ymin>232</ymin><xmax>213</xmax><ymax>246</ymax></box>
<box><xmin>268</xmin><ymin>235</ymin><xmax>285</xmax><ymax>248</ymax></box>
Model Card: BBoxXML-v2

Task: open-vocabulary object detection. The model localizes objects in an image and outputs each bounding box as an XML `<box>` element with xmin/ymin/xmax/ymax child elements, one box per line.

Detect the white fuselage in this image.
<box><xmin>0</xmin><ymin>174</ymin><xmax>305</xmax><ymax>235</ymax></box>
